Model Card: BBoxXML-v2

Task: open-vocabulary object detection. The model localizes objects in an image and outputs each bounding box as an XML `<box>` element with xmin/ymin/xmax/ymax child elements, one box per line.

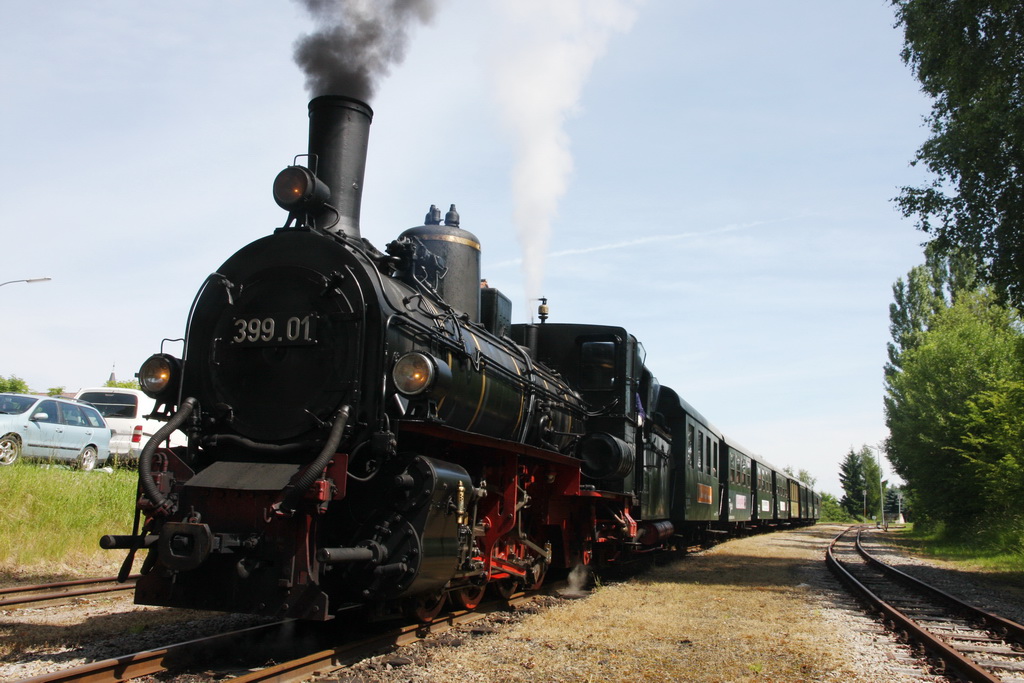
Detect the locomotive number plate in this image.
<box><xmin>230</xmin><ymin>313</ymin><xmax>318</xmax><ymax>346</ymax></box>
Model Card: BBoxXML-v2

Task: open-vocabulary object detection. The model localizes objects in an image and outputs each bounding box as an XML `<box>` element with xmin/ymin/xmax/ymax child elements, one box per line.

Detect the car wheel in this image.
<box><xmin>0</xmin><ymin>435</ymin><xmax>20</xmax><ymax>465</ymax></box>
<box><xmin>77</xmin><ymin>445</ymin><xmax>98</xmax><ymax>472</ymax></box>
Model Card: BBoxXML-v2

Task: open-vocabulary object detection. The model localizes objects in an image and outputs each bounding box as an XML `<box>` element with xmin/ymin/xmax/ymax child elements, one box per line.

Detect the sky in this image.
<box><xmin>0</xmin><ymin>1</ymin><xmax>931</xmax><ymax>496</ymax></box>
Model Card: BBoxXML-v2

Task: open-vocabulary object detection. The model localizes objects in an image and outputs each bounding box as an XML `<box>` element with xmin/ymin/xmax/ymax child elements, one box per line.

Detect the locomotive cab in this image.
<box><xmin>510</xmin><ymin>323</ymin><xmax>673</xmax><ymax>540</ymax></box>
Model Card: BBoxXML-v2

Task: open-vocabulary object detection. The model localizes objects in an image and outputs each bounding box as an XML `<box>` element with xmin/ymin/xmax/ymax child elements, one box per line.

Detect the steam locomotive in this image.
<box><xmin>102</xmin><ymin>96</ymin><xmax>819</xmax><ymax>622</ymax></box>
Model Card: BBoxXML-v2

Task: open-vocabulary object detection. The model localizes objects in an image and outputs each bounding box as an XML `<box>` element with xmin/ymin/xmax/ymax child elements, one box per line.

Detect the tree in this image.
<box><xmin>838</xmin><ymin>446</ymin><xmax>887</xmax><ymax>520</ymax></box>
<box><xmin>885</xmin><ymin>289</ymin><xmax>1023</xmax><ymax>528</ymax></box>
<box><xmin>891</xmin><ymin>1</ymin><xmax>1024</xmax><ymax>306</ymax></box>
<box><xmin>958</xmin><ymin>379</ymin><xmax>1024</xmax><ymax>535</ymax></box>
<box><xmin>885</xmin><ymin>486</ymin><xmax>911</xmax><ymax>522</ymax></box>
<box><xmin>887</xmin><ymin>247</ymin><xmax>980</xmax><ymax>380</ymax></box>
<box><xmin>796</xmin><ymin>469</ymin><xmax>816</xmax><ymax>489</ymax></box>
<box><xmin>105</xmin><ymin>378</ymin><xmax>140</xmax><ymax>390</ymax></box>
<box><xmin>819</xmin><ymin>493</ymin><xmax>854</xmax><ymax>523</ymax></box>
<box><xmin>838</xmin><ymin>448</ymin><xmax>867</xmax><ymax>517</ymax></box>
<box><xmin>47</xmin><ymin>387</ymin><xmax>65</xmax><ymax>397</ymax></box>
<box><xmin>0</xmin><ymin>374</ymin><xmax>29</xmax><ymax>393</ymax></box>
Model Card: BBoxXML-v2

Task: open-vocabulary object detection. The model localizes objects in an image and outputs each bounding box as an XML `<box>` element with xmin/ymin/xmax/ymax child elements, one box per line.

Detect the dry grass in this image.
<box><xmin>351</xmin><ymin>525</ymin><xmax>879</xmax><ymax>682</ymax></box>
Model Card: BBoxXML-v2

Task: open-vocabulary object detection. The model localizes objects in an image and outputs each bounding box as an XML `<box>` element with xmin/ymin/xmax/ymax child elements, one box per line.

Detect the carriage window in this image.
<box><xmin>712</xmin><ymin>442</ymin><xmax>718</xmax><ymax>476</ymax></box>
<box><xmin>697</xmin><ymin>430</ymin><xmax>704</xmax><ymax>471</ymax></box>
<box><xmin>579</xmin><ymin>341</ymin><xmax>616</xmax><ymax>391</ymax></box>
<box><xmin>687</xmin><ymin>424</ymin><xmax>695</xmax><ymax>468</ymax></box>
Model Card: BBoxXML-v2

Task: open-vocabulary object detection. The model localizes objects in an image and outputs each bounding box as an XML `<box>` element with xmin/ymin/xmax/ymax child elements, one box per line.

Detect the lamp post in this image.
<box><xmin>0</xmin><ymin>277</ymin><xmax>52</xmax><ymax>288</ymax></box>
<box><xmin>870</xmin><ymin>444</ymin><xmax>885</xmax><ymax>528</ymax></box>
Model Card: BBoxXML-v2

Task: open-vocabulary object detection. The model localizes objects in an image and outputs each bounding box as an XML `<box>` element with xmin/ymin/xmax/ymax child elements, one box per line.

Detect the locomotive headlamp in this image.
<box><xmin>138</xmin><ymin>353</ymin><xmax>181</xmax><ymax>400</ymax></box>
<box><xmin>272</xmin><ymin>166</ymin><xmax>331</xmax><ymax>212</ymax></box>
<box><xmin>393</xmin><ymin>352</ymin><xmax>451</xmax><ymax>397</ymax></box>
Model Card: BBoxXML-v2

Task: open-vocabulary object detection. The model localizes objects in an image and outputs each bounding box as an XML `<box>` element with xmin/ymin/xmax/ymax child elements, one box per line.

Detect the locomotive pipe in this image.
<box><xmin>275</xmin><ymin>405</ymin><xmax>351</xmax><ymax>515</ymax></box>
<box><xmin>318</xmin><ymin>540</ymin><xmax>387</xmax><ymax>565</ymax></box>
<box><xmin>139</xmin><ymin>397</ymin><xmax>197</xmax><ymax>515</ymax></box>
<box><xmin>100</xmin><ymin>534</ymin><xmax>158</xmax><ymax>550</ymax></box>
<box><xmin>307</xmin><ymin>96</ymin><xmax>373</xmax><ymax>239</ymax></box>
<box><xmin>202</xmin><ymin>433</ymin><xmax>316</xmax><ymax>454</ymax></box>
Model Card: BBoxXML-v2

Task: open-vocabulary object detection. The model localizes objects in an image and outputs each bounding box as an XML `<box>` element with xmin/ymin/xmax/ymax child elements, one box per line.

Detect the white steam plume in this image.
<box><xmin>491</xmin><ymin>0</ymin><xmax>642</xmax><ymax>308</ymax></box>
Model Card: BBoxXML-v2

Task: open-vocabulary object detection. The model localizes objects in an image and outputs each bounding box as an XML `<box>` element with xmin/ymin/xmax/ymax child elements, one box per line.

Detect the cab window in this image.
<box><xmin>579</xmin><ymin>341</ymin><xmax>616</xmax><ymax>391</ymax></box>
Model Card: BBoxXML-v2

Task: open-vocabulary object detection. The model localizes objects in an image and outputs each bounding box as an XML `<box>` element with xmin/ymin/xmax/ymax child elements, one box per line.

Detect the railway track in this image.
<box><xmin>16</xmin><ymin>619</ymin><xmax>295</xmax><ymax>683</ymax></box>
<box><xmin>13</xmin><ymin>587</ymin><xmax>551</xmax><ymax>683</ymax></box>
<box><xmin>0</xmin><ymin>575</ymin><xmax>138</xmax><ymax>609</ymax></box>
<box><xmin>827</xmin><ymin>526</ymin><xmax>1024</xmax><ymax>682</ymax></box>
<box><xmin>228</xmin><ymin>590</ymin><xmax>542</xmax><ymax>683</ymax></box>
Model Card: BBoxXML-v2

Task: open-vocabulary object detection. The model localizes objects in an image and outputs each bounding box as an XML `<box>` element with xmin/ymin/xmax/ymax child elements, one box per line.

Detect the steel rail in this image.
<box><xmin>825</xmin><ymin>526</ymin><xmax>1001</xmax><ymax>683</ymax></box>
<box><xmin>228</xmin><ymin>592</ymin><xmax>538</xmax><ymax>683</ymax></box>
<box><xmin>0</xmin><ymin>583</ymin><xmax>137</xmax><ymax>609</ymax></box>
<box><xmin>0</xmin><ymin>575</ymin><xmax>139</xmax><ymax>596</ymax></box>
<box><xmin>854</xmin><ymin>530</ymin><xmax>1024</xmax><ymax>645</ymax></box>
<box><xmin>15</xmin><ymin>620</ymin><xmax>290</xmax><ymax>683</ymax></box>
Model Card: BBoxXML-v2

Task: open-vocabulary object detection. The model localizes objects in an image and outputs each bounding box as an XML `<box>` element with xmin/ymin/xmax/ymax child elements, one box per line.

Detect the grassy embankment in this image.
<box><xmin>888</xmin><ymin>523</ymin><xmax>1024</xmax><ymax>581</ymax></box>
<box><xmin>0</xmin><ymin>461</ymin><xmax>137</xmax><ymax>582</ymax></box>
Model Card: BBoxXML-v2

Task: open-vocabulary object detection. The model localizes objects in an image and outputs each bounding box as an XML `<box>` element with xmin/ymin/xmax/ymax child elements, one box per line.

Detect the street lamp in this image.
<box><xmin>0</xmin><ymin>277</ymin><xmax>52</xmax><ymax>288</ymax></box>
<box><xmin>870</xmin><ymin>443</ymin><xmax>886</xmax><ymax>528</ymax></box>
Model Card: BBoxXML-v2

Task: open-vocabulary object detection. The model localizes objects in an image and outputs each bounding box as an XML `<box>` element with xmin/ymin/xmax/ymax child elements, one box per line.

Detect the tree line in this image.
<box><xmin>842</xmin><ymin>2</ymin><xmax>1024</xmax><ymax>545</ymax></box>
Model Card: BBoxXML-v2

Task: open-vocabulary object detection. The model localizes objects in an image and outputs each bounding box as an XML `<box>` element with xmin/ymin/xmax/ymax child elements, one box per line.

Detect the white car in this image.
<box><xmin>75</xmin><ymin>388</ymin><xmax>186</xmax><ymax>463</ymax></box>
<box><xmin>0</xmin><ymin>393</ymin><xmax>112</xmax><ymax>470</ymax></box>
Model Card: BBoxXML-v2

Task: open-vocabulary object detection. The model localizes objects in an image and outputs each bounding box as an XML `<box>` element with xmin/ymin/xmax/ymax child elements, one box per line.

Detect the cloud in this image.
<box><xmin>487</xmin><ymin>217</ymin><xmax>785</xmax><ymax>269</ymax></box>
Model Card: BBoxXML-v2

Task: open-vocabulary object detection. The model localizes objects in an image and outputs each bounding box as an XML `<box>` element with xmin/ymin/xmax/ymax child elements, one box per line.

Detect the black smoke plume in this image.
<box><xmin>293</xmin><ymin>0</ymin><xmax>439</xmax><ymax>101</ymax></box>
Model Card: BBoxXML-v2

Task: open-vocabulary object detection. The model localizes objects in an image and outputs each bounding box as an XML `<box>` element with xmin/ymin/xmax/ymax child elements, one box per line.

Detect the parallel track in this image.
<box><xmin>827</xmin><ymin>526</ymin><xmax>1024</xmax><ymax>682</ymax></box>
<box><xmin>16</xmin><ymin>620</ymin><xmax>293</xmax><ymax>683</ymax></box>
<box><xmin>0</xmin><ymin>576</ymin><xmax>138</xmax><ymax>609</ymax></box>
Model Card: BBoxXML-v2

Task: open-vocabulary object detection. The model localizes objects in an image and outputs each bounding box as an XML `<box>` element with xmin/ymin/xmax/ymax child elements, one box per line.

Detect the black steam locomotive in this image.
<box><xmin>103</xmin><ymin>96</ymin><xmax>819</xmax><ymax>622</ymax></box>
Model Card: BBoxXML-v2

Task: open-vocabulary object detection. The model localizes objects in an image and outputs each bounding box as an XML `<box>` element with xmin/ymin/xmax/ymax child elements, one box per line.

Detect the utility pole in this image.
<box><xmin>871</xmin><ymin>444</ymin><xmax>886</xmax><ymax>529</ymax></box>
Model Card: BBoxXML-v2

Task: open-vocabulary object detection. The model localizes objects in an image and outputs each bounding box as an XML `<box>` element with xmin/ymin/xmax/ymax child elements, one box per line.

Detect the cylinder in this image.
<box><xmin>637</xmin><ymin>520</ymin><xmax>675</xmax><ymax>546</ymax></box>
<box><xmin>307</xmin><ymin>96</ymin><xmax>373</xmax><ymax>240</ymax></box>
<box><xmin>578</xmin><ymin>432</ymin><xmax>635</xmax><ymax>480</ymax></box>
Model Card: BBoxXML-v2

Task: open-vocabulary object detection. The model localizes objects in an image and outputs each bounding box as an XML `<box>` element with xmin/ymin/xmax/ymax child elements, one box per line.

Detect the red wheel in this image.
<box><xmin>525</xmin><ymin>560</ymin><xmax>548</xmax><ymax>591</ymax></box>
<box><xmin>490</xmin><ymin>579</ymin><xmax>517</xmax><ymax>601</ymax></box>
<box><xmin>451</xmin><ymin>584</ymin><xmax>486</xmax><ymax>610</ymax></box>
<box><xmin>406</xmin><ymin>591</ymin><xmax>447</xmax><ymax>623</ymax></box>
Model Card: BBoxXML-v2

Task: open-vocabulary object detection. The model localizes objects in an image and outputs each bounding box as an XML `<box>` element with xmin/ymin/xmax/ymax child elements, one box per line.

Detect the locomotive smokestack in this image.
<box><xmin>307</xmin><ymin>95</ymin><xmax>373</xmax><ymax>240</ymax></box>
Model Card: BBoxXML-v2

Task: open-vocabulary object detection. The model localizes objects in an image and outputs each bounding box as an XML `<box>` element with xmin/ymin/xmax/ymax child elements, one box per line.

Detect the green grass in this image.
<box><xmin>0</xmin><ymin>461</ymin><xmax>138</xmax><ymax>573</ymax></box>
<box><xmin>889</xmin><ymin>522</ymin><xmax>1024</xmax><ymax>579</ymax></box>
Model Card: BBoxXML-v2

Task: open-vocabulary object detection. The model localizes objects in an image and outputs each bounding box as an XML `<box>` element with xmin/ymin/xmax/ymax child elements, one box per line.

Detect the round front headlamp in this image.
<box><xmin>138</xmin><ymin>353</ymin><xmax>181</xmax><ymax>400</ymax></box>
<box><xmin>273</xmin><ymin>166</ymin><xmax>330</xmax><ymax>212</ymax></box>
<box><xmin>393</xmin><ymin>353</ymin><xmax>436</xmax><ymax>396</ymax></box>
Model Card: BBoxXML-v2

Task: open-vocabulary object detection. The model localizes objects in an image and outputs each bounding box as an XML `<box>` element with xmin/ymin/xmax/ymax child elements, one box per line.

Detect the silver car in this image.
<box><xmin>0</xmin><ymin>393</ymin><xmax>112</xmax><ymax>471</ymax></box>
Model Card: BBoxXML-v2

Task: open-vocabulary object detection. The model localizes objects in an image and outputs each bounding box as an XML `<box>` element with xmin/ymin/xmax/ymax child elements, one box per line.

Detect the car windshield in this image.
<box><xmin>77</xmin><ymin>392</ymin><xmax>137</xmax><ymax>419</ymax></box>
<box><xmin>0</xmin><ymin>394</ymin><xmax>37</xmax><ymax>414</ymax></box>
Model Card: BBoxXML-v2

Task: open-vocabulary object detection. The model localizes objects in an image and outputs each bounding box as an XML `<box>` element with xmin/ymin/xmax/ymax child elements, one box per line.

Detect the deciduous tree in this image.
<box><xmin>891</xmin><ymin>1</ymin><xmax>1024</xmax><ymax>306</ymax></box>
<box><xmin>885</xmin><ymin>289</ymin><xmax>1023</xmax><ymax>527</ymax></box>
<box><xmin>0</xmin><ymin>374</ymin><xmax>29</xmax><ymax>393</ymax></box>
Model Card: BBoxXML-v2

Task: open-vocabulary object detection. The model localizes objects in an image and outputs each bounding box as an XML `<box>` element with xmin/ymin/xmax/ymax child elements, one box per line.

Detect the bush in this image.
<box><xmin>819</xmin><ymin>493</ymin><xmax>855</xmax><ymax>523</ymax></box>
